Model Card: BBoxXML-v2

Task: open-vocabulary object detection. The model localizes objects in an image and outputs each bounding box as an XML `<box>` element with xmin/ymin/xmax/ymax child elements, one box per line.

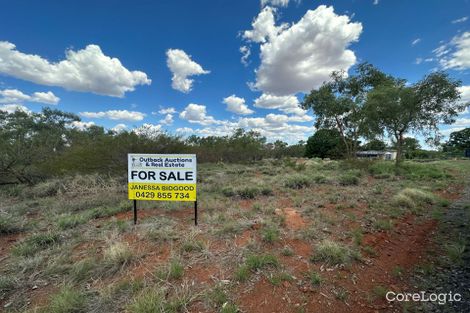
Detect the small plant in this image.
<box><xmin>157</xmin><ymin>259</ymin><xmax>184</xmax><ymax>280</ymax></box>
<box><xmin>334</xmin><ymin>287</ymin><xmax>348</xmax><ymax>301</ymax></box>
<box><xmin>392</xmin><ymin>194</ymin><xmax>416</xmax><ymax>209</ymax></box>
<box><xmin>181</xmin><ymin>239</ymin><xmax>205</xmax><ymax>253</ymax></box>
<box><xmin>127</xmin><ymin>288</ymin><xmax>166</xmax><ymax>313</ymax></box>
<box><xmin>392</xmin><ymin>266</ymin><xmax>404</xmax><ymax>278</ymax></box>
<box><xmin>207</xmin><ymin>286</ymin><xmax>228</xmax><ymax>308</ymax></box>
<box><xmin>363</xmin><ymin>245</ymin><xmax>377</xmax><ymax>257</ymax></box>
<box><xmin>312</xmin><ymin>175</ymin><xmax>328</xmax><ymax>184</ymax></box>
<box><xmin>445</xmin><ymin>241</ymin><xmax>466</xmax><ymax>264</ymax></box>
<box><xmin>0</xmin><ymin>215</ymin><xmax>23</xmax><ymax>234</ymax></box>
<box><xmin>373</xmin><ymin>219</ymin><xmax>393</xmax><ymax>231</ymax></box>
<box><xmin>281</xmin><ymin>246</ymin><xmax>294</xmax><ymax>256</ymax></box>
<box><xmin>57</xmin><ymin>214</ymin><xmax>87</xmax><ymax>230</ymax></box>
<box><xmin>309</xmin><ymin>271</ymin><xmax>322</xmax><ymax>286</ymax></box>
<box><xmin>338</xmin><ymin>173</ymin><xmax>359</xmax><ymax>186</ymax></box>
<box><xmin>222</xmin><ymin>187</ymin><xmax>235</xmax><ymax>197</ymax></box>
<box><xmin>245</xmin><ymin>254</ymin><xmax>279</xmax><ymax>271</ymax></box>
<box><xmin>372</xmin><ymin>285</ymin><xmax>388</xmax><ymax>299</ymax></box>
<box><xmin>311</xmin><ymin>240</ymin><xmax>358</xmax><ymax>265</ymax></box>
<box><xmin>351</xmin><ymin>228</ymin><xmax>363</xmax><ymax>246</ymax></box>
<box><xmin>0</xmin><ymin>276</ymin><xmax>15</xmax><ymax>295</ymax></box>
<box><xmin>236</xmin><ymin>186</ymin><xmax>259</xmax><ymax>199</ymax></box>
<box><xmin>70</xmin><ymin>258</ymin><xmax>95</xmax><ymax>282</ymax></box>
<box><xmin>12</xmin><ymin>232</ymin><xmax>60</xmax><ymax>257</ymax></box>
<box><xmin>260</xmin><ymin>186</ymin><xmax>273</xmax><ymax>196</ymax></box>
<box><xmin>261</xmin><ymin>225</ymin><xmax>280</xmax><ymax>243</ymax></box>
<box><xmin>103</xmin><ymin>242</ymin><xmax>133</xmax><ymax>271</ymax></box>
<box><xmin>284</xmin><ymin>175</ymin><xmax>310</xmax><ymax>189</ymax></box>
<box><xmin>45</xmin><ymin>286</ymin><xmax>86</xmax><ymax>313</ymax></box>
<box><xmin>221</xmin><ymin>302</ymin><xmax>239</xmax><ymax>313</ymax></box>
<box><xmin>234</xmin><ymin>265</ymin><xmax>250</xmax><ymax>282</ymax></box>
<box><xmin>268</xmin><ymin>272</ymin><xmax>293</xmax><ymax>286</ymax></box>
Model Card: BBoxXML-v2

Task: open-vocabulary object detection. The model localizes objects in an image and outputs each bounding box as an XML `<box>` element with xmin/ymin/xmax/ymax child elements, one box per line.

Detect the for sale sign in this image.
<box><xmin>128</xmin><ymin>154</ymin><xmax>196</xmax><ymax>201</ymax></box>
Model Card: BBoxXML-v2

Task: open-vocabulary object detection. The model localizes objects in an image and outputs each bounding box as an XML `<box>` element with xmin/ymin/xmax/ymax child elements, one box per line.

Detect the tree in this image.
<box><xmin>392</xmin><ymin>137</ymin><xmax>421</xmax><ymax>159</ymax></box>
<box><xmin>443</xmin><ymin>128</ymin><xmax>470</xmax><ymax>153</ymax></box>
<box><xmin>305</xmin><ymin>129</ymin><xmax>345</xmax><ymax>159</ymax></box>
<box><xmin>362</xmin><ymin>139</ymin><xmax>387</xmax><ymax>151</ymax></box>
<box><xmin>302</xmin><ymin>63</ymin><xmax>390</xmax><ymax>158</ymax></box>
<box><xmin>365</xmin><ymin>71</ymin><xmax>465</xmax><ymax>165</ymax></box>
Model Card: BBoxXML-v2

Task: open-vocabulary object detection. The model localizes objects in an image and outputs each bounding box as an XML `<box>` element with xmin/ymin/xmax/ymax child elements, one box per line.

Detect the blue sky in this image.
<box><xmin>0</xmin><ymin>0</ymin><xmax>469</xmax><ymax>145</ymax></box>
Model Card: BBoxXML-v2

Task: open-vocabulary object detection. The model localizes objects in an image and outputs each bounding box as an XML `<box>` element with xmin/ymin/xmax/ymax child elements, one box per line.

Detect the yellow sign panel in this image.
<box><xmin>128</xmin><ymin>154</ymin><xmax>197</xmax><ymax>201</ymax></box>
<box><xmin>128</xmin><ymin>183</ymin><xmax>196</xmax><ymax>201</ymax></box>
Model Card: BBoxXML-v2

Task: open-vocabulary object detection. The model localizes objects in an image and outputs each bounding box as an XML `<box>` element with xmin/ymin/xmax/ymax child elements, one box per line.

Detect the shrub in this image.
<box><xmin>25</xmin><ymin>179</ymin><xmax>61</xmax><ymax>198</ymax></box>
<box><xmin>312</xmin><ymin>175</ymin><xmax>328</xmax><ymax>184</ymax></box>
<box><xmin>0</xmin><ymin>215</ymin><xmax>23</xmax><ymax>234</ymax></box>
<box><xmin>373</xmin><ymin>219</ymin><xmax>393</xmax><ymax>231</ymax></box>
<box><xmin>392</xmin><ymin>194</ymin><xmax>415</xmax><ymax>209</ymax></box>
<box><xmin>284</xmin><ymin>175</ymin><xmax>310</xmax><ymax>189</ymax></box>
<box><xmin>45</xmin><ymin>286</ymin><xmax>86</xmax><ymax>313</ymax></box>
<box><xmin>260</xmin><ymin>186</ymin><xmax>273</xmax><ymax>196</ymax></box>
<box><xmin>309</xmin><ymin>271</ymin><xmax>322</xmax><ymax>286</ymax></box>
<box><xmin>401</xmin><ymin>188</ymin><xmax>436</xmax><ymax>204</ymax></box>
<box><xmin>57</xmin><ymin>214</ymin><xmax>88</xmax><ymax>230</ymax></box>
<box><xmin>103</xmin><ymin>242</ymin><xmax>133</xmax><ymax>271</ymax></box>
<box><xmin>338</xmin><ymin>173</ymin><xmax>359</xmax><ymax>186</ymax></box>
<box><xmin>311</xmin><ymin>240</ymin><xmax>358</xmax><ymax>265</ymax></box>
<box><xmin>221</xmin><ymin>187</ymin><xmax>235</xmax><ymax>197</ymax></box>
<box><xmin>236</xmin><ymin>186</ymin><xmax>259</xmax><ymax>199</ymax></box>
<box><xmin>0</xmin><ymin>276</ymin><xmax>15</xmax><ymax>295</ymax></box>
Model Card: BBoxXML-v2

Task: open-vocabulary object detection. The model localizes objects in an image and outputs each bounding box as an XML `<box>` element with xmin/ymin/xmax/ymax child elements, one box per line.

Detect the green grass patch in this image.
<box><xmin>43</xmin><ymin>286</ymin><xmax>86</xmax><ymax>313</ymax></box>
<box><xmin>311</xmin><ymin>240</ymin><xmax>359</xmax><ymax>265</ymax></box>
<box><xmin>284</xmin><ymin>175</ymin><xmax>311</xmax><ymax>189</ymax></box>
<box><xmin>12</xmin><ymin>232</ymin><xmax>61</xmax><ymax>257</ymax></box>
<box><xmin>309</xmin><ymin>271</ymin><xmax>323</xmax><ymax>286</ymax></box>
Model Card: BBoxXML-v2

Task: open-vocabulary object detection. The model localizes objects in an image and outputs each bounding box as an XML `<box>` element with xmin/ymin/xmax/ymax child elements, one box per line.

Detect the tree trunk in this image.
<box><xmin>395</xmin><ymin>132</ymin><xmax>404</xmax><ymax>167</ymax></box>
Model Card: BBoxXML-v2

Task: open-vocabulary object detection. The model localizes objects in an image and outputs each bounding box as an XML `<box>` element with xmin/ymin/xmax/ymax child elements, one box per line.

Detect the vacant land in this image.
<box><xmin>1</xmin><ymin>159</ymin><xmax>469</xmax><ymax>313</ymax></box>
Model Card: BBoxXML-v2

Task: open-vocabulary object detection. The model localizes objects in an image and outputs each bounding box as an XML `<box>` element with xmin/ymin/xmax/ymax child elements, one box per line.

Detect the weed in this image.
<box><xmin>45</xmin><ymin>286</ymin><xmax>86</xmax><ymax>313</ymax></box>
<box><xmin>351</xmin><ymin>228</ymin><xmax>363</xmax><ymax>246</ymax></box>
<box><xmin>0</xmin><ymin>215</ymin><xmax>23</xmax><ymax>234</ymax></box>
<box><xmin>0</xmin><ymin>276</ymin><xmax>15</xmax><ymax>295</ymax></box>
<box><xmin>281</xmin><ymin>246</ymin><xmax>294</xmax><ymax>256</ymax></box>
<box><xmin>234</xmin><ymin>265</ymin><xmax>250</xmax><ymax>282</ymax></box>
<box><xmin>268</xmin><ymin>272</ymin><xmax>293</xmax><ymax>286</ymax></box>
<box><xmin>338</xmin><ymin>173</ymin><xmax>359</xmax><ymax>186</ymax></box>
<box><xmin>312</xmin><ymin>240</ymin><xmax>358</xmax><ymax>265</ymax></box>
<box><xmin>221</xmin><ymin>303</ymin><xmax>239</xmax><ymax>313</ymax></box>
<box><xmin>284</xmin><ymin>175</ymin><xmax>310</xmax><ymax>189</ymax></box>
<box><xmin>207</xmin><ymin>286</ymin><xmax>228</xmax><ymax>308</ymax></box>
<box><xmin>261</xmin><ymin>225</ymin><xmax>280</xmax><ymax>243</ymax></box>
<box><xmin>260</xmin><ymin>186</ymin><xmax>273</xmax><ymax>196</ymax></box>
<box><xmin>363</xmin><ymin>245</ymin><xmax>377</xmax><ymax>257</ymax></box>
<box><xmin>392</xmin><ymin>266</ymin><xmax>404</xmax><ymax>278</ymax></box>
<box><xmin>57</xmin><ymin>214</ymin><xmax>87</xmax><ymax>230</ymax></box>
<box><xmin>309</xmin><ymin>271</ymin><xmax>322</xmax><ymax>286</ymax></box>
<box><xmin>312</xmin><ymin>175</ymin><xmax>328</xmax><ymax>184</ymax></box>
<box><xmin>237</xmin><ymin>186</ymin><xmax>259</xmax><ymax>199</ymax></box>
<box><xmin>12</xmin><ymin>232</ymin><xmax>60</xmax><ymax>257</ymax></box>
<box><xmin>103</xmin><ymin>242</ymin><xmax>133</xmax><ymax>271</ymax></box>
<box><xmin>373</xmin><ymin>219</ymin><xmax>393</xmax><ymax>231</ymax></box>
<box><xmin>127</xmin><ymin>288</ymin><xmax>166</xmax><ymax>313</ymax></box>
<box><xmin>245</xmin><ymin>254</ymin><xmax>279</xmax><ymax>270</ymax></box>
<box><xmin>445</xmin><ymin>241</ymin><xmax>466</xmax><ymax>264</ymax></box>
<box><xmin>70</xmin><ymin>258</ymin><xmax>95</xmax><ymax>282</ymax></box>
<box><xmin>157</xmin><ymin>259</ymin><xmax>184</xmax><ymax>280</ymax></box>
<box><xmin>222</xmin><ymin>187</ymin><xmax>235</xmax><ymax>197</ymax></box>
<box><xmin>334</xmin><ymin>287</ymin><xmax>348</xmax><ymax>301</ymax></box>
<box><xmin>372</xmin><ymin>285</ymin><xmax>388</xmax><ymax>299</ymax></box>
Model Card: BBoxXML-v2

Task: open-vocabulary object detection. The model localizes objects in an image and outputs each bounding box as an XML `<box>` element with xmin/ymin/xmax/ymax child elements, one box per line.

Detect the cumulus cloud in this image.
<box><xmin>223</xmin><ymin>95</ymin><xmax>254</xmax><ymax>115</ymax></box>
<box><xmin>253</xmin><ymin>93</ymin><xmax>310</xmax><ymax>116</ymax></box>
<box><xmin>111</xmin><ymin>123</ymin><xmax>128</xmax><ymax>133</ymax></box>
<box><xmin>0</xmin><ymin>89</ymin><xmax>60</xmax><ymax>104</ymax></box>
<box><xmin>158</xmin><ymin>107</ymin><xmax>177</xmax><ymax>114</ymax></box>
<box><xmin>459</xmin><ymin>85</ymin><xmax>470</xmax><ymax>105</ymax></box>
<box><xmin>436</xmin><ymin>32</ymin><xmax>470</xmax><ymax>70</ymax></box>
<box><xmin>244</xmin><ymin>5</ymin><xmax>362</xmax><ymax>96</ymax></box>
<box><xmin>166</xmin><ymin>49</ymin><xmax>209</xmax><ymax>93</ymax></box>
<box><xmin>0</xmin><ymin>103</ymin><xmax>31</xmax><ymax>114</ymax></box>
<box><xmin>69</xmin><ymin>121</ymin><xmax>96</xmax><ymax>131</ymax></box>
<box><xmin>0</xmin><ymin>42</ymin><xmax>151</xmax><ymax>97</ymax></box>
<box><xmin>452</xmin><ymin>16</ymin><xmax>468</xmax><ymax>24</ymax></box>
<box><xmin>160</xmin><ymin>114</ymin><xmax>174</xmax><ymax>125</ymax></box>
<box><xmin>80</xmin><ymin>110</ymin><xmax>146</xmax><ymax>121</ymax></box>
<box><xmin>133</xmin><ymin>123</ymin><xmax>162</xmax><ymax>138</ymax></box>
<box><xmin>179</xmin><ymin>103</ymin><xmax>221</xmax><ymax>125</ymax></box>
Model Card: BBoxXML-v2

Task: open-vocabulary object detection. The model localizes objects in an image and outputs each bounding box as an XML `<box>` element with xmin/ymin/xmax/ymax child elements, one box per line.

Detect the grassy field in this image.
<box><xmin>0</xmin><ymin>158</ymin><xmax>469</xmax><ymax>313</ymax></box>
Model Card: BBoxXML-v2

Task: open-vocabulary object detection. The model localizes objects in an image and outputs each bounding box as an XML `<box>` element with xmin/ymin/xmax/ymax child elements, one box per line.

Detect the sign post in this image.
<box><xmin>128</xmin><ymin>154</ymin><xmax>197</xmax><ymax>225</ymax></box>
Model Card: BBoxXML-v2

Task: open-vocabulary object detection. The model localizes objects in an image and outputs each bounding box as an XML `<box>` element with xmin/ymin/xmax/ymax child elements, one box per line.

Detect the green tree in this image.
<box><xmin>362</xmin><ymin>139</ymin><xmax>387</xmax><ymax>151</ymax></box>
<box><xmin>392</xmin><ymin>137</ymin><xmax>421</xmax><ymax>159</ymax></box>
<box><xmin>365</xmin><ymin>72</ymin><xmax>465</xmax><ymax>165</ymax></box>
<box><xmin>443</xmin><ymin>128</ymin><xmax>470</xmax><ymax>153</ymax></box>
<box><xmin>305</xmin><ymin>129</ymin><xmax>345</xmax><ymax>159</ymax></box>
<box><xmin>302</xmin><ymin>63</ymin><xmax>390</xmax><ymax>158</ymax></box>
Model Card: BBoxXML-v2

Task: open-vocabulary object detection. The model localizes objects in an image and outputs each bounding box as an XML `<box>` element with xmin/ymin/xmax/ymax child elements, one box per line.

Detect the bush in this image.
<box><xmin>312</xmin><ymin>175</ymin><xmax>328</xmax><ymax>184</ymax></box>
<box><xmin>338</xmin><ymin>173</ymin><xmax>359</xmax><ymax>186</ymax></box>
<box><xmin>284</xmin><ymin>175</ymin><xmax>310</xmax><ymax>189</ymax></box>
<box><xmin>221</xmin><ymin>187</ymin><xmax>235</xmax><ymax>197</ymax></box>
<box><xmin>236</xmin><ymin>186</ymin><xmax>260</xmax><ymax>199</ymax></box>
<box><xmin>0</xmin><ymin>215</ymin><xmax>23</xmax><ymax>234</ymax></box>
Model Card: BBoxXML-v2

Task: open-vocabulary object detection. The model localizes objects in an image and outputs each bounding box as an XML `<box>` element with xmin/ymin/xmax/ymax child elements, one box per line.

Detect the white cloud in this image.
<box><xmin>223</xmin><ymin>95</ymin><xmax>254</xmax><ymax>115</ymax></box>
<box><xmin>459</xmin><ymin>85</ymin><xmax>470</xmax><ymax>104</ymax></box>
<box><xmin>166</xmin><ymin>49</ymin><xmax>209</xmax><ymax>93</ymax></box>
<box><xmin>158</xmin><ymin>107</ymin><xmax>177</xmax><ymax>114</ymax></box>
<box><xmin>0</xmin><ymin>42</ymin><xmax>151</xmax><ymax>97</ymax></box>
<box><xmin>451</xmin><ymin>16</ymin><xmax>468</xmax><ymax>24</ymax></box>
<box><xmin>261</xmin><ymin>0</ymin><xmax>291</xmax><ymax>7</ymax></box>
<box><xmin>0</xmin><ymin>103</ymin><xmax>31</xmax><ymax>114</ymax></box>
<box><xmin>411</xmin><ymin>38</ymin><xmax>421</xmax><ymax>46</ymax></box>
<box><xmin>373</xmin><ymin>0</ymin><xmax>379</xmax><ymax>5</ymax></box>
<box><xmin>441</xmin><ymin>127</ymin><xmax>465</xmax><ymax>136</ymax></box>
<box><xmin>111</xmin><ymin>123</ymin><xmax>127</xmax><ymax>133</ymax></box>
<box><xmin>453</xmin><ymin>117</ymin><xmax>470</xmax><ymax>126</ymax></box>
<box><xmin>31</xmin><ymin>91</ymin><xmax>60</xmax><ymax>105</ymax></box>
<box><xmin>242</xmin><ymin>7</ymin><xmax>287</xmax><ymax>44</ymax></box>
<box><xmin>415</xmin><ymin>58</ymin><xmax>423</xmax><ymax>65</ymax></box>
<box><xmin>80</xmin><ymin>110</ymin><xmax>146</xmax><ymax>121</ymax></box>
<box><xmin>160</xmin><ymin>114</ymin><xmax>174</xmax><ymax>125</ymax></box>
<box><xmin>437</xmin><ymin>32</ymin><xmax>470</xmax><ymax>70</ymax></box>
<box><xmin>253</xmin><ymin>93</ymin><xmax>310</xmax><ymax>116</ymax></box>
<box><xmin>70</xmin><ymin>121</ymin><xmax>95</xmax><ymax>131</ymax></box>
<box><xmin>0</xmin><ymin>88</ymin><xmax>59</xmax><ymax>104</ymax></box>
<box><xmin>245</xmin><ymin>5</ymin><xmax>362</xmax><ymax>96</ymax></box>
<box><xmin>179</xmin><ymin>103</ymin><xmax>222</xmax><ymax>125</ymax></box>
<box><xmin>240</xmin><ymin>46</ymin><xmax>251</xmax><ymax>66</ymax></box>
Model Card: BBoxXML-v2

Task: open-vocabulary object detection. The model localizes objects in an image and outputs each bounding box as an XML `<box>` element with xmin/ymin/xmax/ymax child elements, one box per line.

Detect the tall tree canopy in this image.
<box><xmin>364</xmin><ymin>71</ymin><xmax>465</xmax><ymax>164</ymax></box>
<box><xmin>305</xmin><ymin>129</ymin><xmax>345</xmax><ymax>159</ymax></box>
<box><xmin>301</xmin><ymin>63</ymin><xmax>391</xmax><ymax>158</ymax></box>
<box><xmin>443</xmin><ymin>128</ymin><xmax>470</xmax><ymax>153</ymax></box>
